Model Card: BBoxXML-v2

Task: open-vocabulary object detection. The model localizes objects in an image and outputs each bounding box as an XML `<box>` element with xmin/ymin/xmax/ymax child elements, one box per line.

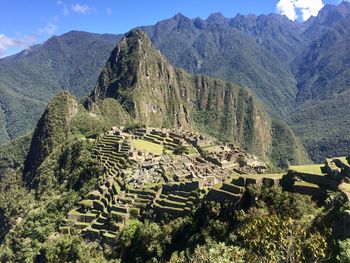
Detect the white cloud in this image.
<box><xmin>38</xmin><ymin>23</ymin><xmax>57</xmax><ymax>35</ymax></box>
<box><xmin>276</xmin><ymin>0</ymin><xmax>324</xmax><ymax>21</ymax></box>
<box><xmin>107</xmin><ymin>8</ymin><xmax>112</xmax><ymax>15</ymax></box>
<box><xmin>0</xmin><ymin>21</ymin><xmax>58</xmax><ymax>57</ymax></box>
<box><xmin>71</xmin><ymin>3</ymin><xmax>95</xmax><ymax>14</ymax></box>
<box><xmin>0</xmin><ymin>34</ymin><xmax>36</xmax><ymax>56</ymax></box>
<box><xmin>0</xmin><ymin>35</ymin><xmax>21</xmax><ymax>55</ymax></box>
<box><xmin>277</xmin><ymin>0</ymin><xmax>297</xmax><ymax>21</ymax></box>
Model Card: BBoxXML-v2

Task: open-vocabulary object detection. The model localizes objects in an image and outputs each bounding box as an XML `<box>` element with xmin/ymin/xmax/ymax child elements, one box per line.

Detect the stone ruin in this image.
<box><xmin>59</xmin><ymin>127</ymin><xmax>271</xmax><ymax>241</ymax></box>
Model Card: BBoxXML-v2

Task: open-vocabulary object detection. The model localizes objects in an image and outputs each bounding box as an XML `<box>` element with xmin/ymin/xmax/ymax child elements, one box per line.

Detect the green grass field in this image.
<box><xmin>289</xmin><ymin>164</ymin><xmax>325</xmax><ymax>176</ymax></box>
<box><xmin>131</xmin><ymin>139</ymin><xmax>164</xmax><ymax>155</ymax></box>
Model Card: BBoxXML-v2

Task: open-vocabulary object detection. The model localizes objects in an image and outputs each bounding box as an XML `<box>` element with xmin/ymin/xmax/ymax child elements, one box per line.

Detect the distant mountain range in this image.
<box><xmin>1</xmin><ymin>2</ymin><xmax>349</xmax><ymax>162</ymax></box>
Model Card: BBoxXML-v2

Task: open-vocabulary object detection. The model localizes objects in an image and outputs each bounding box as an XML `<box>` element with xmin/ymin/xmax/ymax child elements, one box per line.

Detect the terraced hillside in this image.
<box><xmin>282</xmin><ymin>156</ymin><xmax>350</xmax><ymax>199</ymax></box>
<box><xmin>61</xmin><ymin>125</ymin><xmax>350</xmax><ymax>241</ymax></box>
<box><xmin>60</xmin><ymin>127</ymin><xmax>267</xmax><ymax>239</ymax></box>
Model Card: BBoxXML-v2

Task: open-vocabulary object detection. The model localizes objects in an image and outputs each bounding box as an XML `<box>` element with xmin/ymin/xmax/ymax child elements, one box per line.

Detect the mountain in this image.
<box><xmin>1</xmin><ymin>2</ymin><xmax>350</xmax><ymax>162</ymax></box>
<box><xmin>230</xmin><ymin>13</ymin><xmax>305</xmax><ymax>64</ymax></box>
<box><xmin>0</xmin><ymin>12</ymin><xmax>300</xmax><ymax>144</ymax></box>
<box><xmin>1</xmin><ymin>19</ymin><xmax>350</xmax><ymax>263</ymax></box>
<box><xmin>85</xmin><ymin>29</ymin><xmax>308</xmax><ymax>166</ymax></box>
<box><xmin>23</xmin><ymin>91</ymin><xmax>79</xmax><ymax>184</ymax></box>
<box><xmin>0</xmin><ymin>31</ymin><xmax>121</xmax><ymax>144</ymax></box>
<box><xmin>289</xmin><ymin>12</ymin><xmax>350</xmax><ymax>162</ymax></box>
<box><xmin>302</xmin><ymin>2</ymin><xmax>350</xmax><ymax>41</ymax></box>
<box><xmin>141</xmin><ymin>13</ymin><xmax>298</xmax><ymax>117</ymax></box>
<box><xmin>21</xmin><ymin>29</ymin><xmax>309</xmax><ymax>190</ymax></box>
<box><xmin>294</xmin><ymin>14</ymin><xmax>350</xmax><ymax>105</ymax></box>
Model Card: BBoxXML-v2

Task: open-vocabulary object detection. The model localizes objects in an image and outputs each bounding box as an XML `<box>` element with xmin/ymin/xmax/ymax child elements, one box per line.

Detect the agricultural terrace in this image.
<box><xmin>60</xmin><ymin>127</ymin><xmax>267</xmax><ymax>240</ymax></box>
<box><xmin>131</xmin><ymin>139</ymin><xmax>164</xmax><ymax>155</ymax></box>
<box><xmin>61</xmin><ymin>128</ymin><xmax>349</xmax><ymax>242</ymax></box>
<box><xmin>289</xmin><ymin>164</ymin><xmax>325</xmax><ymax>176</ymax></box>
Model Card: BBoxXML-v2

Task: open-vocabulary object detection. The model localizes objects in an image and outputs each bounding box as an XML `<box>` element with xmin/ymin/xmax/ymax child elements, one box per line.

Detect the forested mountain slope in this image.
<box><xmin>0</xmin><ymin>2</ymin><xmax>349</xmax><ymax>162</ymax></box>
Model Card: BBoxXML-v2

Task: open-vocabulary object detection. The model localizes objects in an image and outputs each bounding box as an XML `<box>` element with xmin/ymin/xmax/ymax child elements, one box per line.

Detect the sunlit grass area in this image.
<box><xmin>131</xmin><ymin>139</ymin><xmax>164</xmax><ymax>155</ymax></box>
<box><xmin>289</xmin><ymin>164</ymin><xmax>325</xmax><ymax>176</ymax></box>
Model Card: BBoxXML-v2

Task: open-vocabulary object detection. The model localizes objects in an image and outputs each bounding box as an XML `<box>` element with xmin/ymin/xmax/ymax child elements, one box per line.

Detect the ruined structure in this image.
<box><xmin>60</xmin><ymin>127</ymin><xmax>267</xmax><ymax>240</ymax></box>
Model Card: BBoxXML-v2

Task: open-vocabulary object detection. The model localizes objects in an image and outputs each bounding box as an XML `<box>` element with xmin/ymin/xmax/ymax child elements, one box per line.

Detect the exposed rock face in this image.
<box><xmin>87</xmin><ymin>29</ymin><xmax>308</xmax><ymax>163</ymax></box>
<box><xmin>23</xmin><ymin>91</ymin><xmax>78</xmax><ymax>185</ymax></box>
<box><xmin>88</xmin><ymin>30</ymin><xmax>191</xmax><ymax>130</ymax></box>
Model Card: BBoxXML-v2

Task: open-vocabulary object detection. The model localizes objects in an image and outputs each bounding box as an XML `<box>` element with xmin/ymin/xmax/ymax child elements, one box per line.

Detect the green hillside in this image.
<box><xmin>142</xmin><ymin>13</ymin><xmax>298</xmax><ymax>118</ymax></box>
<box><xmin>291</xmin><ymin>14</ymin><xmax>350</xmax><ymax>162</ymax></box>
<box><xmin>0</xmin><ymin>2</ymin><xmax>350</xmax><ymax>164</ymax></box>
<box><xmin>0</xmin><ymin>31</ymin><xmax>121</xmax><ymax>143</ymax></box>
<box><xmin>87</xmin><ymin>29</ymin><xmax>308</xmax><ymax>166</ymax></box>
<box><xmin>1</xmin><ymin>3</ymin><xmax>350</xmax><ymax>262</ymax></box>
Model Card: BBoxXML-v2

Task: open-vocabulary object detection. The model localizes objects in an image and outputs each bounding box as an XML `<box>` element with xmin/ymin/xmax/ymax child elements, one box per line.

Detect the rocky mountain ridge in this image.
<box><xmin>0</xmin><ymin>2</ymin><xmax>349</xmax><ymax>162</ymax></box>
<box><xmin>85</xmin><ymin>29</ymin><xmax>308</xmax><ymax>165</ymax></box>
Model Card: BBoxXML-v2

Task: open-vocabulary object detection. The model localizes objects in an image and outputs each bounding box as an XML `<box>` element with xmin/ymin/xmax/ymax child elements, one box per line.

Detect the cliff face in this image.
<box><xmin>23</xmin><ymin>91</ymin><xmax>78</xmax><ymax>185</ymax></box>
<box><xmin>88</xmin><ymin>30</ymin><xmax>191</xmax><ymax>130</ymax></box>
<box><xmin>88</xmin><ymin>29</ymin><xmax>307</xmax><ymax>164</ymax></box>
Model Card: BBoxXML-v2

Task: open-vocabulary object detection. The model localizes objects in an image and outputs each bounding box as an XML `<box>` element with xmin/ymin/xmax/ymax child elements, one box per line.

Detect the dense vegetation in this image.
<box><xmin>0</xmin><ymin>87</ymin><xmax>347</xmax><ymax>262</ymax></box>
<box><xmin>0</xmin><ymin>3</ymin><xmax>350</xmax><ymax>262</ymax></box>
<box><xmin>0</xmin><ymin>133</ymin><xmax>31</xmax><ymax>170</ymax></box>
<box><xmin>289</xmin><ymin>13</ymin><xmax>350</xmax><ymax>162</ymax></box>
<box><xmin>0</xmin><ymin>139</ymin><xmax>103</xmax><ymax>262</ymax></box>
<box><xmin>0</xmin><ymin>32</ymin><xmax>120</xmax><ymax>143</ymax></box>
<box><xmin>2</xmin><ymin>168</ymin><xmax>350</xmax><ymax>263</ymax></box>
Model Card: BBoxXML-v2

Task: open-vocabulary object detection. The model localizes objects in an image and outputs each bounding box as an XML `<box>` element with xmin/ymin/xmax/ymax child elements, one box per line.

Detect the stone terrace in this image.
<box><xmin>60</xmin><ymin>127</ymin><xmax>269</xmax><ymax>239</ymax></box>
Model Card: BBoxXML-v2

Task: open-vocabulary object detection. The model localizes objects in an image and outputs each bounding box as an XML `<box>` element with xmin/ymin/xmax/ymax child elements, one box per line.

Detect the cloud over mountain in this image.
<box><xmin>277</xmin><ymin>0</ymin><xmax>324</xmax><ymax>21</ymax></box>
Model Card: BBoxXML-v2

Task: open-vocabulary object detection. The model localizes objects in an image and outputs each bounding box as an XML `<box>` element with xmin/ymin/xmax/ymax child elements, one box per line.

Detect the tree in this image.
<box><xmin>337</xmin><ymin>239</ymin><xmax>350</xmax><ymax>263</ymax></box>
<box><xmin>173</xmin><ymin>142</ymin><xmax>188</xmax><ymax>155</ymax></box>
<box><xmin>39</xmin><ymin>235</ymin><xmax>112</xmax><ymax>263</ymax></box>
<box><xmin>236</xmin><ymin>211</ymin><xmax>328</xmax><ymax>262</ymax></box>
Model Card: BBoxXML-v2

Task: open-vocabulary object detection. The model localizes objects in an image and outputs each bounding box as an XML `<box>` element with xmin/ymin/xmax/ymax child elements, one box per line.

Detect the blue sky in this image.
<box><xmin>0</xmin><ymin>0</ymin><xmax>343</xmax><ymax>57</ymax></box>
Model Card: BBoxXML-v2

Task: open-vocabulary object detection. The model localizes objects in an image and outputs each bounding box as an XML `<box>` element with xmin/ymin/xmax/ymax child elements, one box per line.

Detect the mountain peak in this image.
<box><xmin>207</xmin><ymin>12</ymin><xmax>229</xmax><ymax>25</ymax></box>
<box><xmin>173</xmin><ymin>12</ymin><xmax>186</xmax><ymax>19</ymax></box>
<box><xmin>124</xmin><ymin>28</ymin><xmax>149</xmax><ymax>40</ymax></box>
<box><xmin>88</xmin><ymin>29</ymin><xmax>162</xmax><ymax>104</ymax></box>
<box><xmin>23</xmin><ymin>91</ymin><xmax>78</xmax><ymax>185</ymax></box>
<box><xmin>87</xmin><ymin>29</ymin><xmax>193</xmax><ymax>129</ymax></box>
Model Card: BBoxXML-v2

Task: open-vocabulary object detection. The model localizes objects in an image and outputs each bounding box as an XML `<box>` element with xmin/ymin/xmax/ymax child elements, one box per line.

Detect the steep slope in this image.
<box><xmin>302</xmin><ymin>2</ymin><xmax>350</xmax><ymax>41</ymax></box>
<box><xmin>294</xmin><ymin>15</ymin><xmax>350</xmax><ymax>105</ymax></box>
<box><xmin>142</xmin><ymin>13</ymin><xmax>297</xmax><ymax>118</ymax></box>
<box><xmin>289</xmin><ymin>90</ymin><xmax>350</xmax><ymax>162</ymax></box>
<box><xmin>230</xmin><ymin>13</ymin><xmax>305</xmax><ymax>64</ymax></box>
<box><xmin>290</xmin><ymin>13</ymin><xmax>350</xmax><ymax>162</ymax></box>
<box><xmin>0</xmin><ymin>12</ymin><xmax>300</xmax><ymax>143</ymax></box>
<box><xmin>87</xmin><ymin>29</ymin><xmax>308</xmax><ymax>165</ymax></box>
<box><xmin>23</xmin><ymin>92</ymin><xmax>79</xmax><ymax>185</ymax></box>
<box><xmin>2</xmin><ymin>6</ymin><xmax>350</xmax><ymax>162</ymax></box>
<box><xmin>0</xmin><ymin>31</ymin><xmax>121</xmax><ymax>143</ymax></box>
